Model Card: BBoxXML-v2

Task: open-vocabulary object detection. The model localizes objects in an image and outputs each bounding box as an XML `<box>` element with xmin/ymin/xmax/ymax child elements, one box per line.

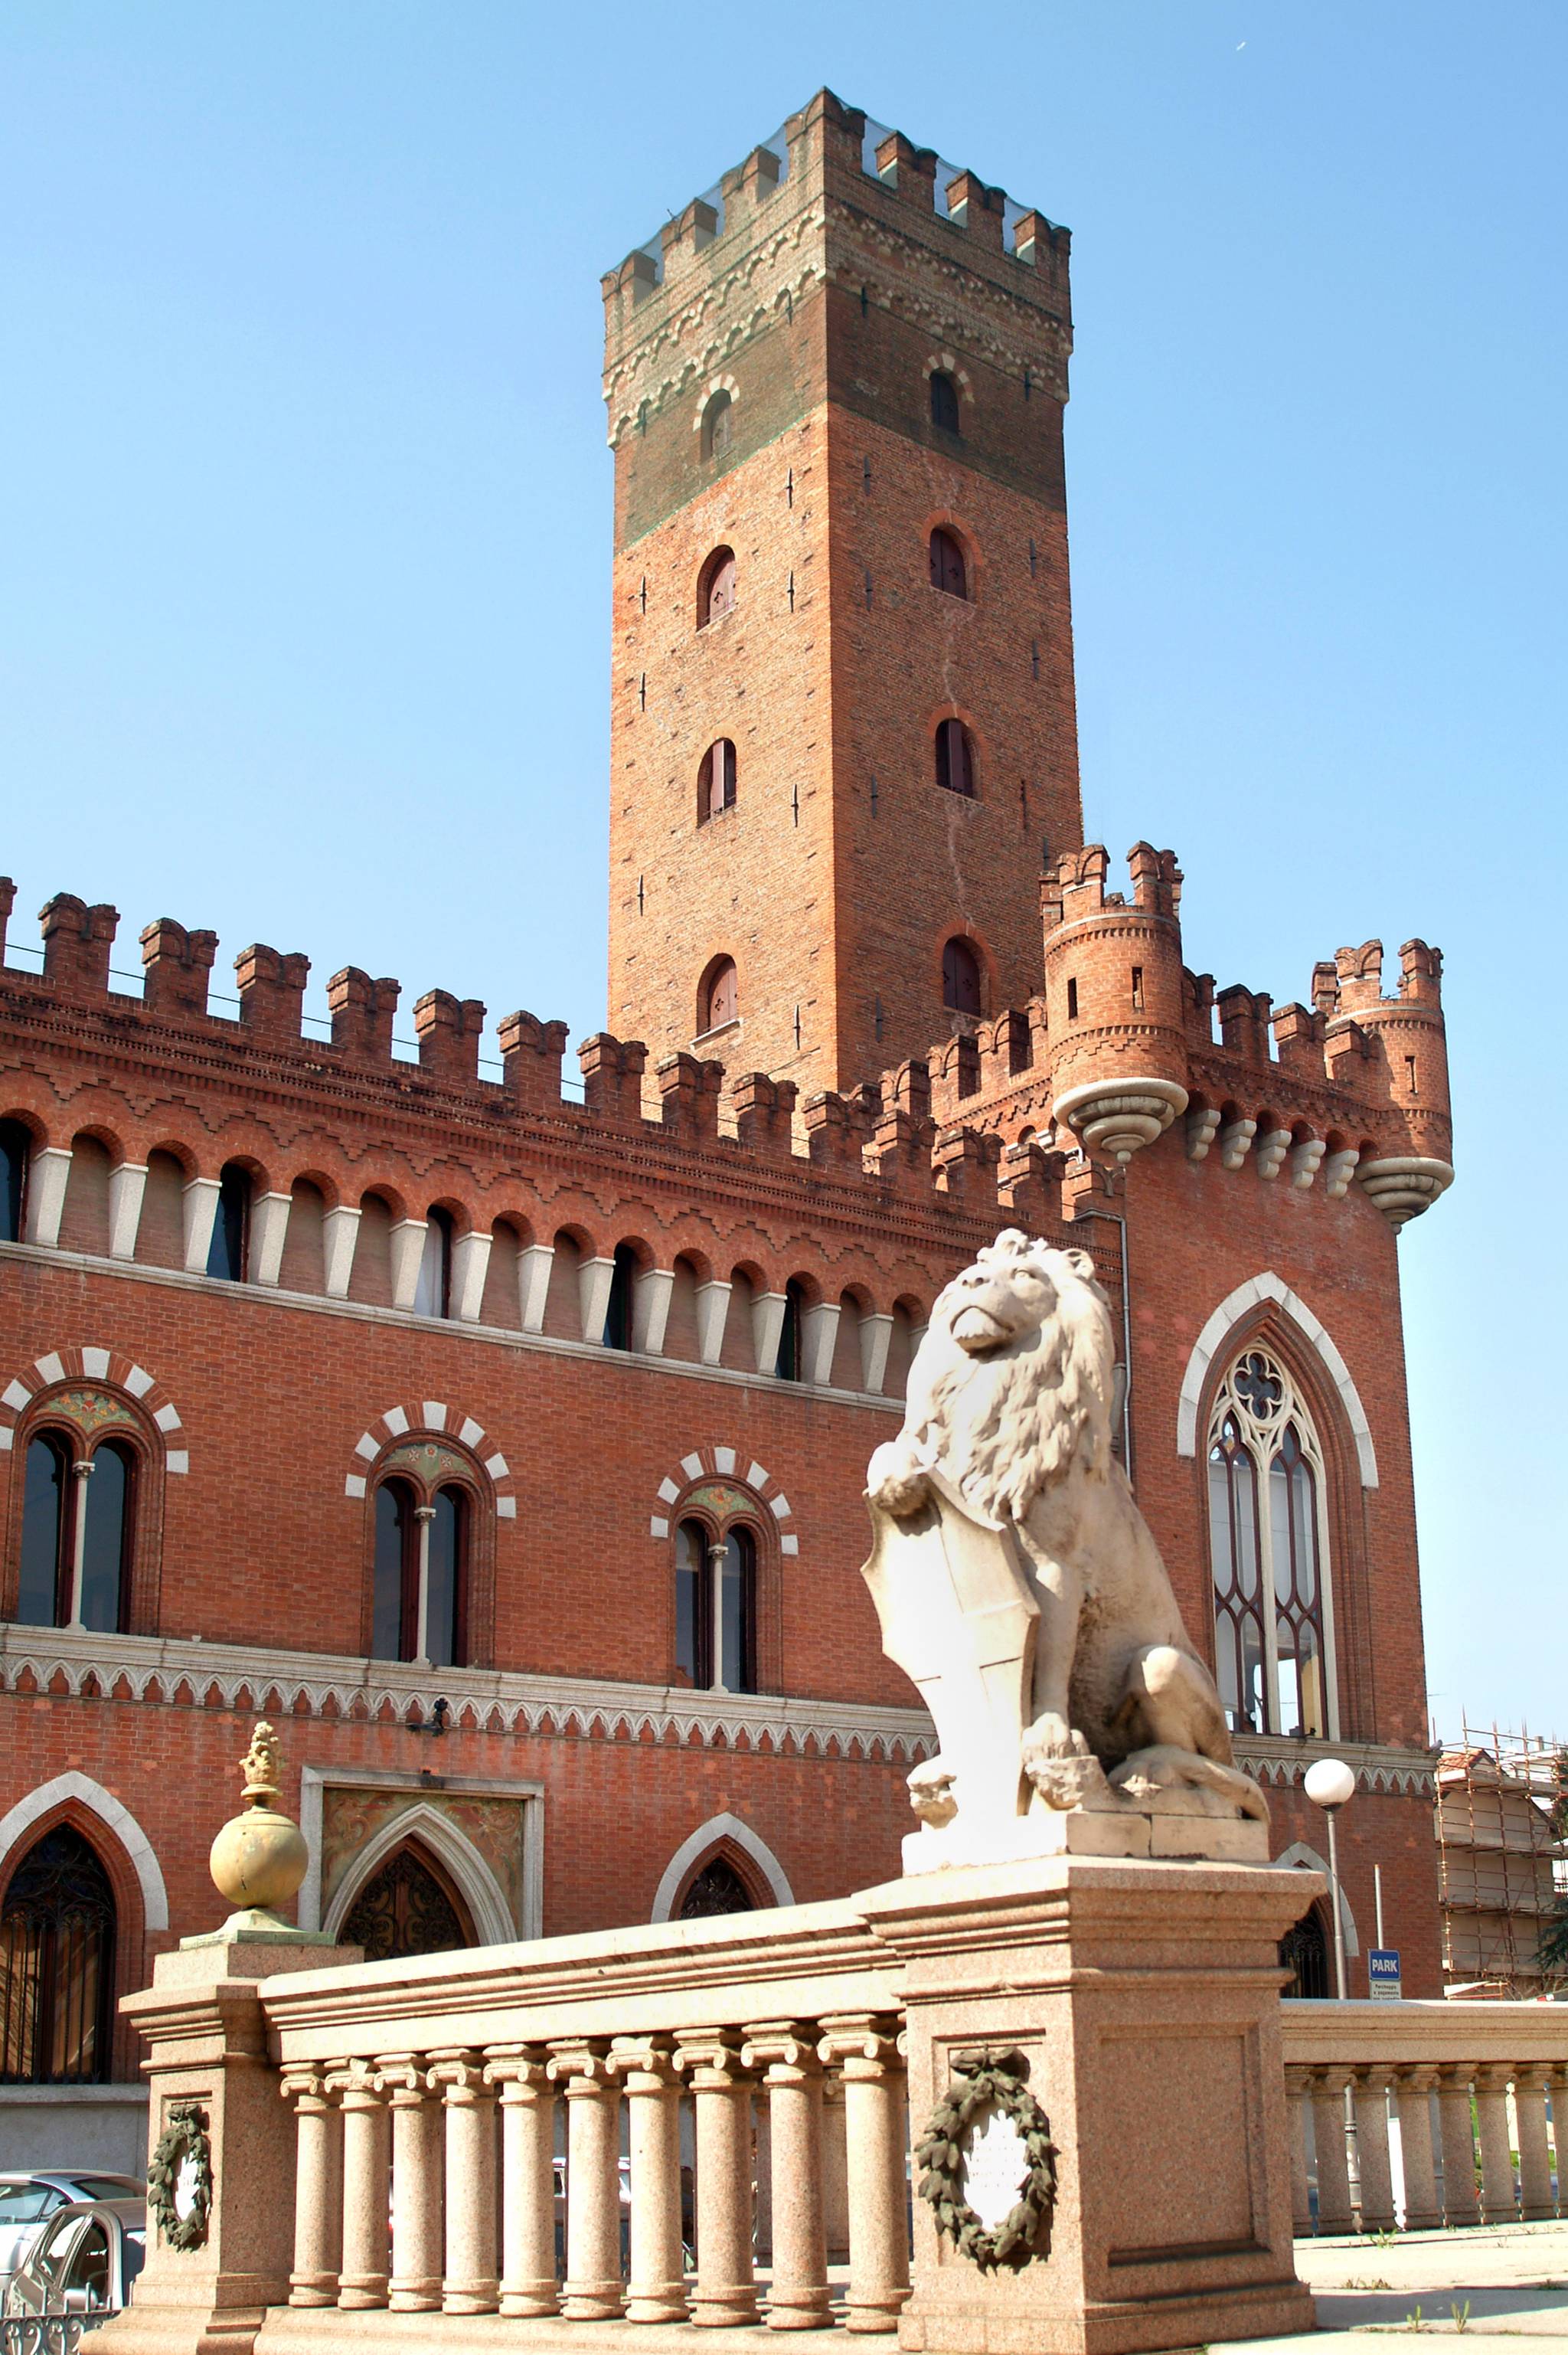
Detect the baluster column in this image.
<box><xmin>430</xmin><ymin>2048</ymin><xmax>499</xmax><ymax>2314</ymax></box>
<box><xmin>1474</xmin><ymin>2066</ymin><xmax>1519</xmax><ymax>2223</ymax></box>
<box><xmin>822</xmin><ymin>2079</ymin><xmax>851</xmax><ymax>2264</ymax></box>
<box><xmin>485</xmin><ymin>2046</ymin><xmax>560</xmax><ymax>2318</ymax></box>
<box><xmin>549</xmin><ymin>2039</ymin><xmax>626</xmax><ymax>2321</ymax></box>
<box><xmin>1352</xmin><ymin>2066</ymin><xmax>1396</xmax><ymax>2232</ymax></box>
<box><xmin>744</xmin><ymin>2024</ymin><xmax>831</xmax><ymax>2330</ymax></box>
<box><xmin>1393</xmin><ymin>2068</ymin><xmax>1442</xmax><ymax>2232</ymax></box>
<box><xmin>1309</xmin><ymin>2068</ymin><xmax>1355</xmax><ymax>2236</ymax></box>
<box><xmin>1436</xmin><ymin>2067</ymin><xmax>1480</xmax><ymax>2227</ymax></box>
<box><xmin>1514</xmin><ymin>2066</ymin><xmax>1555</xmax><ymax>2221</ymax></box>
<box><xmin>675</xmin><ymin>2031</ymin><xmax>761</xmax><ymax>2327</ymax></box>
<box><xmin>379</xmin><ymin>2055</ymin><xmax>444</xmax><ymax>2312</ymax></box>
<box><xmin>610</xmin><ymin>2037</ymin><xmax>688</xmax><ymax>2324</ymax></box>
<box><xmin>819</xmin><ymin>2014</ymin><xmax>910</xmax><ymax>2333</ymax></box>
<box><xmin>332</xmin><ymin>2060</ymin><xmax>390</xmax><ymax>2307</ymax></box>
<box><xmin>282</xmin><ymin>2068</ymin><xmax>341</xmax><ymax>2307</ymax></box>
<box><xmin>1283</xmin><ymin>2068</ymin><xmax>1313</xmax><ymax>2236</ymax></box>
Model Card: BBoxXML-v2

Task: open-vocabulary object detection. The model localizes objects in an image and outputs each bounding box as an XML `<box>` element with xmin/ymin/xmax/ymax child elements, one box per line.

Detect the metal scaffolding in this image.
<box><xmin>1434</xmin><ymin>1721</ymin><xmax>1568</xmax><ymax>1996</ymax></box>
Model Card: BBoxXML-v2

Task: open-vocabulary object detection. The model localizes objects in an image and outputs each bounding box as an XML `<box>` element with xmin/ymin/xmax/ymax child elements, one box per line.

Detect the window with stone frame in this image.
<box><xmin>0</xmin><ymin>1825</ymin><xmax>117</xmax><ymax>2084</ymax></box>
<box><xmin>15</xmin><ymin>1410</ymin><xmax>138</xmax><ymax>1635</ymax></box>
<box><xmin>341</xmin><ymin>1840</ymin><xmax>475</xmax><ymax>1961</ymax></box>
<box><xmin>673</xmin><ymin>1513</ymin><xmax>757</xmax><ymax>1695</ymax></box>
<box><xmin>1206</xmin><ymin>1348</ymin><xmax>1333</xmax><ymax>1739</ymax></box>
<box><xmin>370</xmin><ymin>1446</ymin><xmax>477</xmax><ymax>1667</ymax></box>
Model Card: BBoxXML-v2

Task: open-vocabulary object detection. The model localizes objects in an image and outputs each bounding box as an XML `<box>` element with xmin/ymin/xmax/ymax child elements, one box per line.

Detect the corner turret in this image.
<box><xmin>1040</xmin><ymin>843</ymin><xmax>1189</xmax><ymax>1161</ymax></box>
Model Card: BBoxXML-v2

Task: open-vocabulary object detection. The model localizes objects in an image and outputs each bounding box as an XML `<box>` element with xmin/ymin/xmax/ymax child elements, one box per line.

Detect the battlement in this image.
<box><xmin>602</xmin><ymin>88</ymin><xmax>1067</xmax><ymax>336</ymax></box>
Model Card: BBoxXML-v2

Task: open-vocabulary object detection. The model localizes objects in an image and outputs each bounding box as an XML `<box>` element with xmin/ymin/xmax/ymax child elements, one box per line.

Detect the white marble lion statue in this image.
<box><xmin>865</xmin><ymin>1229</ymin><xmax>1266</xmax><ymax>1827</ymax></box>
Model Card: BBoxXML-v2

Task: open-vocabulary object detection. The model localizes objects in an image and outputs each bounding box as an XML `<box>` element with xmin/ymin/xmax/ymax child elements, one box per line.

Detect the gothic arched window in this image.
<box><xmin>1206</xmin><ymin>1349</ymin><xmax>1334</xmax><ymax>1738</ymax></box>
<box><xmin>341</xmin><ymin>1842</ymin><xmax>475</xmax><ymax>1963</ymax></box>
<box><xmin>1</xmin><ymin>1827</ymin><xmax>117</xmax><ymax>2085</ymax></box>
<box><xmin>678</xmin><ymin>1856</ymin><xmax>756</xmax><ymax>1919</ymax></box>
<box><xmin>1279</xmin><ymin>1899</ymin><xmax>1331</xmax><ymax>1999</ymax></box>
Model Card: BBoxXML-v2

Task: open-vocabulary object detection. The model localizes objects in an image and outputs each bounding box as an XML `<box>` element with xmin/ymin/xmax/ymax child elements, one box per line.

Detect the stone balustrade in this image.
<box><xmin>1280</xmin><ymin>2000</ymin><xmax>1566</xmax><ymax>2236</ymax></box>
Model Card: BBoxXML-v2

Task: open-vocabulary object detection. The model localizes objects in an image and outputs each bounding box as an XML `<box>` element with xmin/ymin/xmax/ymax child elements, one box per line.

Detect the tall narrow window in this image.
<box><xmin>942</xmin><ymin>937</ymin><xmax>982</xmax><ymax>1016</ymax></box>
<box><xmin>78</xmin><ymin>1442</ymin><xmax>132</xmax><ymax>1635</ymax></box>
<box><xmin>699</xmin><ymin>957</ymin><xmax>739</xmax><ymax>1034</ymax></box>
<box><xmin>18</xmin><ymin>1435</ymin><xmax>69</xmax><ymax>1626</ymax></box>
<box><xmin>675</xmin><ymin>1520</ymin><xmax>711</xmax><ymax>1688</ymax></box>
<box><xmin>0</xmin><ymin>1827</ymin><xmax>116</xmax><ymax>2085</ymax></box>
<box><xmin>929</xmin><ymin>528</ymin><xmax>967</xmax><ymax>599</ymax></box>
<box><xmin>697</xmin><ymin>739</ymin><xmax>737</xmax><ymax>823</ymax></box>
<box><xmin>371</xmin><ymin>1479</ymin><xmax>415</xmax><ymax>1660</ymax></box>
<box><xmin>697</xmin><ymin>548</ymin><xmax>736</xmax><ymax>627</ymax></box>
<box><xmin>929</xmin><ymin>371</ymin><xmax>960</xmax><ymax>433</ymax></box>
<box><xmin>426</xmin><ymin>1486</ymin><xmax>465</xmax><ymax>1669</ymax></box>
<box><xmin>413</xmin><ymin>1209</ymin><xmax>453</xmax><ymax>1319</ymax></box>
<box><xmin>719</xmin><ymin>1527</ymin><xmax>756</xmax><ymax>1693</ymax></box>
<box><xmin>935</xmin><ymin>718</ymin><xmax>975</xmax><ymax>798</ymax></box>
<box><xmin>0</xmin><ymin>1120</ymin><xmax>31</xmax><ymax>1242</ymax></box>
<box><xmin>603</xmin><ymin>1244</ymin><xmax>637</xmax><ymax>1350</ymax></box>
<box><xmin>1207</xmin><ymin>1349</ymin><xmax>1333</xmax><ymax>1738</ymax></box>
<box><xmin>776</xmin><ymin>1280</ymin><xmax>807</xmax><ymax>1381</ymax></box>
<box><xmin>206</xmin><ymin>1163</ymin><xmax>251</xmax><ymax>1282</ymax></box>
<box><xmin>701</xmin><ymin>391</ymin><xmax>733</xmax><ymax>460</ymax></box>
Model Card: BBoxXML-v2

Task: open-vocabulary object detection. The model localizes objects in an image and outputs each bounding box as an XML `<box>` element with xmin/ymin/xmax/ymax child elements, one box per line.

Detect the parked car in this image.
<box><xmin>2</xmin><ymin>2196</ymin><xmax>146</xmax><ymax>2328</ymax></box>
<box><xmin>0</xmin><ymin>2177</ymin><xmax>142</xmax><ymax>2307</ymax></box>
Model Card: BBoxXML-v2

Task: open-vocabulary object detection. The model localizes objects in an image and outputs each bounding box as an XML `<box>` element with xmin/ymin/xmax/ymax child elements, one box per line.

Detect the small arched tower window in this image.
<box><xmin>0</xmin><ymin>1826</ymin><xmax>117</xmax><ymax>2084</ymax></box>
<box><xmin>929</xmin><ymin>528</ymin><xmax>967</xmax><ymax>599</ymax></box>
<box><xmin>699</xmin><ymin>957</ymin><xmax>739</xmax><ymax>1035</ymax></box>
<box><xmin>698</xmin><ymin>547</ymin><xmax>737</xmax><ymax>627</ymax></box>
<box><xmin>0</xmin><ymin>1120</ymin><xmax>31</xmax><ymax>1241</ymax></box>
<box><xmin>206</xmin><ymin>1163</ymin><xmax>252</xmax><ymax>1282</ymax></box>
<box><xmin>942</xmin><ymin>937</ymin><xmax>983</xmax><ymax>1016</ymax></box>
<box><xmin>929</xmin><ymin>371</ymin><xmax>960</xmax><ymax>434</ymax></box>
<box><xmin>935</xmin><ymin>718</ymin><xmax>975</xmax><ymax>798</ymax></box>
<box><xmin>701</xmin><ymin>391</ymin><xmax>733</xmax><ymax>460</ymax></box>
<box><xmin>776</xmin><ymin>1278</ymin><xmax>808</xmax><ymax>1382</ymax></box>
<box><xmin>697</xmin><ymin>740</ymin><xmax>737</xmax><ymax>823</ymax></box>
<box><xmin>603</xmin><ymin>1242</ymin><xmax>638</xmax><ymax>1350</ymax></box>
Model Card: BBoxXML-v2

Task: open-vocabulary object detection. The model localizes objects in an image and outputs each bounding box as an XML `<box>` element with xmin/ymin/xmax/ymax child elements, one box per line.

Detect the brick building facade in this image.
<box><xmin>0</xmin><ymin>90</ymin><xmax>1452</xmax><ymax>2166</ymax></box>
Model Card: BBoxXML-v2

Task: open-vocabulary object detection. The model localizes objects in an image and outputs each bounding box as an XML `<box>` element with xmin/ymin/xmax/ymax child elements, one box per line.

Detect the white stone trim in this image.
<box><xmin>343</xmin><ymin>1402</ymin><xmax>515</xmax><ymax>1514</ymax></box>
<box><xmin>0</xmin><ymin>1348</ymin><xmax>190</xmax><ymax>1472</ymax></box>
<box><xmin>1174</xmin><ymin>1271</ymin><xmax>1378</xmax><ymax>1488</ymax></box>
<box><xmin>0</xmin><ymin>1771</ymin><xmax>168</xmax><ymax>1932</ymax></box>
<box><xmin>1274</xmin><ymin>1839</ymin><xmax>1361</xmax><ymax>1959</ymax></box>
<box><xmin>648</xmin><ymin>1449</ymin><xmax>795</xmax><ymax>1546</ymax></box>
<box><xmin>650</xmin><ymin>1811</ymin><xmax>795</xmax><ymax>1923</ymax></box>
<box><xmin>298</xmin><ymin>1765</ymin><xmax>544</xmax><ymax>1945</ymax></box>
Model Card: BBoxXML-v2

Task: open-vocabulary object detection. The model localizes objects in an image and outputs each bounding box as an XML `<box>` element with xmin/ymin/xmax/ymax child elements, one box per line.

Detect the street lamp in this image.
<box><xmin>1304</xmin><ymin>1757</ymin><xmax>1356</xmax><ymax>1999</ymax></box>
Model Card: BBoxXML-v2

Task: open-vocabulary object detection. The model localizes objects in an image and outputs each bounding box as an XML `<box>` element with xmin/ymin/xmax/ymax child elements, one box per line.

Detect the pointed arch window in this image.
<box><xmin>1</xmin><ymin>1827</ymin><xmax>117</xmax><ymax>2085</ymax></box>
<box><xmin>341</xmin><ymin>1841</ymin><xmax>475</xmax><ymax>1962</ymax></box>
<box><xmin>678</xmin><ymin>1856</ymin><xmax>756</xmax><ymax>1919</ymax></box>
<box><xmin>1206</xmin><ymin>1349</ymin><xmax>1334</xmax><ymax>1738</ymax></box>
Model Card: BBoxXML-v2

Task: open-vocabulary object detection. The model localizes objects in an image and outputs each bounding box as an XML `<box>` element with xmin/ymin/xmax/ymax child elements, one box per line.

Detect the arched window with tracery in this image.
<box><xmin>673</xmin><ymin>1513</ymin><xmax>757</xmax><ymax>1695</ymax></box>
<box><xmin>678</xmin><ymin>1855</ymin><xmax>756</xmax><ymax>1919</ymax></box>
<box><xmin>1</xmin><ymin>1827</ymin><xmax>117</xmax><ymax>2084</ymax></box>
<box><xmin>341</xmin><ymin>1840</ymin><xmax>475</xmax><ymax>1962</ymax></box>
<box><xmin>1206</xmin><ymin>1348</ymin><xmax>1334</xmax><ymax>1738</ymax></box>
<box><xmin>697</xmin><ymin>547</ymin><xmax>736</xmax><ymax>627</ymax></box>
<box><xmin>371</xmin><ymin>1460</ymin><xmax>471</xmax><ymax>1667</ymax></box>
<box><xmin>1279</xmin><ymin>1899</ymin><xmax>1331</xmax><ymax>1999</ymax></box>
<box><xmin>16</xmin><ymin>1423</ymin><xmax>136</xmax><ymax>1634</ymax></box>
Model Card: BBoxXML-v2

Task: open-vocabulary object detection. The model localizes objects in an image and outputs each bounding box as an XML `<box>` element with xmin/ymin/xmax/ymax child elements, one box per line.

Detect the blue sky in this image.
<box><xmin>3</xmin><ymin>3</ymin><xmax>1563</xmax><ymax>1742</ymax></box>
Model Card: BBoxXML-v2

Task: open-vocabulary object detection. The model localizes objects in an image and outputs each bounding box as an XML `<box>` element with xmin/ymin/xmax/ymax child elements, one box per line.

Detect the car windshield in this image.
<box><xmin>0</xmin><ymin>2187</ymin><xmax>57</xmax><ymax>2224</ymax></box>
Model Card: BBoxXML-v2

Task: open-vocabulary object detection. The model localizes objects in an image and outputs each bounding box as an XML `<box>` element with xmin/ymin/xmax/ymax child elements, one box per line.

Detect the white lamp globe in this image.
<box><xmin>1303</xmin><ymin>1758</ymin><xmax>1356</xmax><ymax>1810</ymax></box>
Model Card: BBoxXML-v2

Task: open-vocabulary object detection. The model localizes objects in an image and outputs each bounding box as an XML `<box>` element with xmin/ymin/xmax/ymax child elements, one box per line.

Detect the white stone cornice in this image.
<box><xmin>1229</xmin><ymin>1733</ymin><xmax>1436</xmax><ymax>1798</ymax></box>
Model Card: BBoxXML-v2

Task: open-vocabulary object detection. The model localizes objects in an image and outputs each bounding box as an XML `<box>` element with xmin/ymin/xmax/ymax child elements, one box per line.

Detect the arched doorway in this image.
<box><xmin>341</xmin><ymin>1840</ymin><xmax>476</xmax><ymax>1962</ymax></box>
<box><xmin>1</xmin><ymin>1825</ymin><xmax>117</xmax><ymax>2082</ymax></box>
<box><xmin>1279</xmin><ymin>1900</ymin><xmax>1331</xmax><ymax>1998</ymax></box>
<box><xmin>677</xmin><ymin>1854</ymin><xmax>757</xmax><ymax>1920</ymax></box>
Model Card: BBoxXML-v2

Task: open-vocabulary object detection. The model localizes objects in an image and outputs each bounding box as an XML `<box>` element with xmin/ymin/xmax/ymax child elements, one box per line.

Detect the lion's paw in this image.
<box><xmin>866</xmin><ymin>1444</ymin><xmax>932</xmax><ymax>1519</ymax></box>
<box><xmin>907</xmin><ymin>1758</ymin><xmax>958</xmax><ymax>1827</ymax></box>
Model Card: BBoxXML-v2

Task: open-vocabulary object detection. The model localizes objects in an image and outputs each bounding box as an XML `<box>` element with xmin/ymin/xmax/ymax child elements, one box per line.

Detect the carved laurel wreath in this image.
<box><xmin>148</xmin><ymin>2099</ymin><xmax>212</xmax><ymax>2252</ymax></box>
<box><xmin>914</xmin><ymin>2055</ymin><xmax>1058</xmax><ymax>2272</ymax></box>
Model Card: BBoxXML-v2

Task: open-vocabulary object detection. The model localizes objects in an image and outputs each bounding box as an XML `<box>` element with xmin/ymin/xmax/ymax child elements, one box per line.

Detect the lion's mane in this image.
<box><xmin>902</xmin><ymin>1235</ymin><xmax>1119</xmax><ymax>1527</ymax></box>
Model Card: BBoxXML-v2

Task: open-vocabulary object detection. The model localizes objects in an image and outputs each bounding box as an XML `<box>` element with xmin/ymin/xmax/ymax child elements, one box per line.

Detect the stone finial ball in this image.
<box><xmin>1303</xmin><ymin>1758</ymin><xmax>1357</xmax><ymax>1810</ymax></box>
<box><xmin>209</xmin><ymin>1803</ymin><xmax>309</xmax><ymax>1915</ymax></box>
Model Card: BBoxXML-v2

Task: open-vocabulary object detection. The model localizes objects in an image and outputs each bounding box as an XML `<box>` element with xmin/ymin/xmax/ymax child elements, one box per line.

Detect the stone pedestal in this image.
<box><xmin>860</xmin><ymin>1853</ymin><xmax>1317</xmax><ymax>2355</ymax></box>
<box><xmin>94</xmin><ymin>1936</ymin><xmax>359</xmax><ymax>2355</ymax></box>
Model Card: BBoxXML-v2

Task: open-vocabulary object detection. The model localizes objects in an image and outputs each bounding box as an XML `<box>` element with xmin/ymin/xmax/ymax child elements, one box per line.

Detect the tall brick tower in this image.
<box><xmin>603</xmin><ymin>90</ymin><xmax>1082</xmax><ymax>1098</ymax></box>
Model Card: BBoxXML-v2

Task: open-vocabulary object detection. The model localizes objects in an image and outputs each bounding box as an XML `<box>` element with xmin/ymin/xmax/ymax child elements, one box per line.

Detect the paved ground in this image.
<box><xmin>1236</xmin><ymin>2220</ymin><xmax>1568</xmax><ymax>2350</ymax></box>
